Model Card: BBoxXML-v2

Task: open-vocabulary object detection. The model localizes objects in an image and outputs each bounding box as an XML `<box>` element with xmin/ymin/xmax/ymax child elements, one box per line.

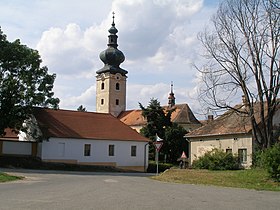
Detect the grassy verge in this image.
<box><xmin>151</xmin><ymin>168</ymin><xmax>280</xmax><ymax>191</ymax></box>
<box><xmin>0</xmin><ymin>173</ymin><xmax>22</xmax><ymax>183</ymax></box>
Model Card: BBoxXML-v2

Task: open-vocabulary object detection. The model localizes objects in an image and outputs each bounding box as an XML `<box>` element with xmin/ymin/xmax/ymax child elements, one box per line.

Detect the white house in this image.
<box><xmin>16</xmin><ymin>107</ymin><xmax>149</xmax><ymax>172</ymax></box>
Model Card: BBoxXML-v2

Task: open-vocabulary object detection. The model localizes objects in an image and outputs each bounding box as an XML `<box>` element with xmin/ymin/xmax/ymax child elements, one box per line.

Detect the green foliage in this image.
<box><xmin>252</xmin><ymin>149</ymin><xmax>266</xmax><ymax>168</ymax></box>
<box><xmin>0</xmin><ymin>173</ymin><xmax>22</xmax><ymax>182</ymax></box>
<box><xmin>260</xmin><ymin>143</ymin><xmax>280</xmax><ymax>182</ymax></box>
<box><xmin>139</xmin><ymin>98</ymin><xmax>173</xmax><ymax>140</ymax></box>
<box><xmin>77</xmin><ymin>105</ymin><xmax>87</xmax><ymax>112</ymax></box>
<box><xmin>163</xmin><ymin>123</ymin><xmax>187</xmax><ymax>163</ymax></box>
<box><xmin>192</xmin><ymin>148</ymin><xmax>240</xmax><ymax>170</ymax></box>
<box><xmin>139</xmin><ymin>98</ymin><xmax>187</xmax><ymax>163</ymax></box>
<box><xmin>147</xmin><ymin>161</ymin><xmax>173</xmax><ymax>173</ymax></box>
<box><xmin>0</xmin><ymin>28</ymin><xmax>59</xmax><ymax>136</ymax></box>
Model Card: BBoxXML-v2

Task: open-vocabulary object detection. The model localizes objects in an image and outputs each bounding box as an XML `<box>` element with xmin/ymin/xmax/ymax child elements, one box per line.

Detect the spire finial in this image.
<box><xmin>112</xmin><ymin>11</ymin><xmax>115</xmax><ymax>26</ymax></box>
<box><xmin>171</xmin><ymin>81</ymin><xmax>174</xmax><ymax>93</ymax></box>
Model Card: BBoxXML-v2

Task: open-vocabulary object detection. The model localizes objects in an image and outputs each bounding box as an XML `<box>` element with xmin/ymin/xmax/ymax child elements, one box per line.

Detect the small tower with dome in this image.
<box><xmin>168</xmin><ymin>82</ymin><xmax>176</xmax><ymax>108</ymax></box>
<box><xmin>96</xmin><ymin>13</ymin><xmax>128</xmax><ymax>117</ymax></box>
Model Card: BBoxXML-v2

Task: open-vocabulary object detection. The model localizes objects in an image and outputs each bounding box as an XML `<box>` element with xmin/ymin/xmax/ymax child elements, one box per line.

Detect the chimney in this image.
<box><xmin>207</xmin><ymin>115</ymin><xmax>214</xmax><ymax>123</ymax></box>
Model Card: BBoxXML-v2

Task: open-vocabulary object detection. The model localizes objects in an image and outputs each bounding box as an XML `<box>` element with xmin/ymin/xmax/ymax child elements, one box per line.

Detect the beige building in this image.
<box><xmin>95</xmin><ymin>17</ymin><xmax>201</xmax><ymax>132</ymax></box>
<box><xmin>186</xmin><ymin>102</ymin><xmax>280</xmax><ymax>168</ymax></box>
<box><xmin>96</xmin><ymin>15</ymin><xmax>127</xmax><ymax>118</ymax></box>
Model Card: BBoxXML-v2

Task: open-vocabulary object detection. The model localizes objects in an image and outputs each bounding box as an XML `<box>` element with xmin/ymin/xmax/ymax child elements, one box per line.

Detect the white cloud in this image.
<box><xmin>59</xmin><ymin>85</ymin><xmax>96</xmax><ymax>111</ymax></box>
<box><xmin>1</xmin><ymin>0</ymin><xmax>219</xmax><ymax>117</ymax></box>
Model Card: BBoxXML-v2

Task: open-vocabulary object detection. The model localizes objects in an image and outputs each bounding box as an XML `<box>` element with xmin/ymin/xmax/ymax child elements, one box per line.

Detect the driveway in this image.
<box><xmin>0</xmin><ymin>168</ymin><xmax>279</xmax><ymax>210</ymax></box>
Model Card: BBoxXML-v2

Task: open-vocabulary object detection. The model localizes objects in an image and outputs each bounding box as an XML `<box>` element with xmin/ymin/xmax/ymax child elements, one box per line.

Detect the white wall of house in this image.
<box><xmin>40</xmin><ymin>138</ymin><xmax>149</xmax><ymax>171</ymax></box>
<box><xmin>189</xmin><ymin>134</ymin><xmax>253</xmax><ymax>168</ymax></box>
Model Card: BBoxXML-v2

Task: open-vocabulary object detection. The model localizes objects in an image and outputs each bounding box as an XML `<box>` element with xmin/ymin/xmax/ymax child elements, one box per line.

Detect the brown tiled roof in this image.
<box><xmin>0</xmin><ymin>128</ymin><xmax>19</xmax><ymax>141</ymax></box>
<box><xmin>186</xmin><ymin>102</ymin><xmax>279</xmax><ymax>138</ymax></box>
<box><xmin>33</xmin><ymin>108</ymin><xmax>149</xmax><ymax>142</ymax></box>
<box><xmin>118</xmin><ymin>103</ymin><xmax>201</xmax><ymax>126</ymax></box>
<box><xmin>186</xmin><ymin>108</ymin><xmax>251</xmax><ymax>138</ymax></box>
<box><xmin>168</xmin><ymin>104</ymin><xmax>201</xmax><ymax>125</ymax></box>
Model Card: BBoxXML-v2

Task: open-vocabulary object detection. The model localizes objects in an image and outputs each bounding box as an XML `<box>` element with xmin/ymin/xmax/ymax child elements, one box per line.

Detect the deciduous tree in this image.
<box><xmin>0</xmin><ymin>28</ymin><xmax>59</xmax><ymax>137</ymax></box>
<box><xmin>197</xmin><ymin>0</ymin><xmax>279</xmax><ymax>148</ymax></box>
<box><xmin>139</xmin><ymin>98</ymin><xmax>187</xmax><ymax>163</ymax></box>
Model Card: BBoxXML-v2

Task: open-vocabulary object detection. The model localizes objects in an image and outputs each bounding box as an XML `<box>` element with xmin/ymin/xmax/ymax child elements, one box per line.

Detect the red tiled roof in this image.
<box><xmin>0</xmin><ymin>128</ymin><xmax>19</xmax><ymax>141</ymax></box>
<box><xmin>118</xmin><ymin>110</ymin><xmax>146</xmax><ymax>126</ymax></box>
<box><xmin>33</xmin><ymin>108</ymin><xmax>149</xmax><ymax>142</ymax></box>
<box><xmin>118</xmin><ymin>104</ymin><xmax>201</xmax><ymax>126</ymax></box>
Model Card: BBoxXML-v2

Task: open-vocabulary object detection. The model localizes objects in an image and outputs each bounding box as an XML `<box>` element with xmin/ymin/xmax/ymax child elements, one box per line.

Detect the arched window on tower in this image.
<box><xmin>101</xmin><ymin>99</ymin><xmax>104</xmax><ymax>105</ymax></box>
<box><xmin>116</xmin><ymin>99</ymin><xmax>119</xmax><ymax>105</ymax></box>
<box><xmin>101</xmin><ymin>82</ymin><xmax>105</xmax><ymax>90</ymax></box>
<box><xmin>116</xmin><ymin>83</ymin><xmax>120</xmax><ymax>90</ymax></box>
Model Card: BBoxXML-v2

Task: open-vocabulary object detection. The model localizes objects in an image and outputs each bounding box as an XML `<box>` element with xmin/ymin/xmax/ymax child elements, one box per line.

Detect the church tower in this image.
<box><xmin>96</xmin><ymin>13</ymin><xmax>128</xmax><ymax>117</ymax></box>
<box><xmin>168</xmin><ymin>82</ymin><xmax>175</xmax><ymax>108</ymax></box>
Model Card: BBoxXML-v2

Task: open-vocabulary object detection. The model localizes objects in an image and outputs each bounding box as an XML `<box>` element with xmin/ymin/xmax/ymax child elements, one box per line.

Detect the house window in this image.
<box><xmin>238</xmin><ymin>149</ymin><xmax>247</xmax><ymax>163</ymax></box>
<box><xmin>131</xmin><ymin>146</ymin><xmax>137</xmax><ymax>157</ymax></box>
<box><xmin>226</xmin><ymin>149</ymin><xmax>232</xmax><ymax>154</ymax></box>
<box><xmin>109</xmin><ymin>145</ymin><xmax>115</xmax><ymax>156</ymax></box>
<box><xmin>101</xmin><ymin>99</ymin><xmax>104</xmax><ymax>105</ymax></box>
<box><xmin>116</xmin><ymin>99</ymin><xmax>119</xmax><ymax>105</ymax></box>
<box><xmin>116</xmin><ymin>83</ymin><xmax>120</xmax><ymax>90</ymax></box>
<box><xmin>84</xmin><ymin>144</ymin><xmax>91</xmax><ymax>156</ymax></box>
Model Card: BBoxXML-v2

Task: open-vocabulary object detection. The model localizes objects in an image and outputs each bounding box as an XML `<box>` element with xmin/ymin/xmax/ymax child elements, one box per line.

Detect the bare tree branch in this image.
<box><xmin>196</xmin><ymin>0</ymin><xmax>280</xmax><ymax>148</ymax></box>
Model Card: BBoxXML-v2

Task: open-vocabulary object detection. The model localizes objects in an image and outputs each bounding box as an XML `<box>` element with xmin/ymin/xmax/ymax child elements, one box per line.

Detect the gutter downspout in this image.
<box><xmin>144</xmin><ymin>142</ymin><xmax>150</xmax><ymax>172</ymax></box>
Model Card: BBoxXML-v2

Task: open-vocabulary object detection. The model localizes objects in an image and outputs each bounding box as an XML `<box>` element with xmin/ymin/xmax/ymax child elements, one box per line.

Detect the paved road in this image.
<box><xmin>0</xmin><ymin>169</ymin><xmax>279</xmax><ymax>210</ymax></box>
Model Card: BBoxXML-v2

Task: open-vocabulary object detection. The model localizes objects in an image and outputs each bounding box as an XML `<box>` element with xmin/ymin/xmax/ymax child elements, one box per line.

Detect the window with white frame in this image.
<box><xmin>238</xmin><ymin>149</ymin><xmax>247</xmax><ymax>163</ymax></box>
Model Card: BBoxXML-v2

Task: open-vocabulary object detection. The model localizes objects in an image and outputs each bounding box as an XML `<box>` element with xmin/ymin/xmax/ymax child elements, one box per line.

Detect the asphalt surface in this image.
<box><xmin>0</xmin><ymin>168</ymin><xmax>279</xmax><ymax>210</ymax></box>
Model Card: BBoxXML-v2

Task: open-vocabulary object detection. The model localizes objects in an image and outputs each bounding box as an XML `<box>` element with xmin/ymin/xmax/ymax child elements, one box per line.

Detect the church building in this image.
<box><xmin>95</xmin><ymin>15</ymin><xmax>127</xmax><ymax>118</ymax></box>
<box><xmin>0</xmin><ymin>15</ymin><xmax>150</xmax><ymax>172</ymax></box>
<box><xmin>94</xmin><ymin>16</ymin><xmax>201</xmax><ymax>133</ymax></box>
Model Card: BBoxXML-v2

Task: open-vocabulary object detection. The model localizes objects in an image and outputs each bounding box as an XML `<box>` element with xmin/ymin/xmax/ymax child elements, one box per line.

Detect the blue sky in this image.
<box><xmin>0</xmin><ymin>0</ymin><xmax>220</xmax><ymax>119</ymax></box>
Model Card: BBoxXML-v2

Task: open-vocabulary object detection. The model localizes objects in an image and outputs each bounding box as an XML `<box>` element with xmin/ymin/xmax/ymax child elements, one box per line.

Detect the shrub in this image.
<box><xmin>147</xmin><ymin>161</ymin><xmax>173</xmax><ymax>173</ymax></box>
<box><xmin>261</xmin><ymin>143</ymin><xmax>280</xmax><ymax>182</ymax></box>
<box><xmin>192</xmin><ymin>148</ymin><xmax>240</xmax><ymax>170</ymax></box>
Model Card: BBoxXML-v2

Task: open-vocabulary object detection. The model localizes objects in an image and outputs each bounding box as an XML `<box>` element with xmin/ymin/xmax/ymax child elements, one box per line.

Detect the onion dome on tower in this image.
<box><xmin>96</xmin><ymin>13</ymin><xmax>128</xmax><ymax>76</ymax></box>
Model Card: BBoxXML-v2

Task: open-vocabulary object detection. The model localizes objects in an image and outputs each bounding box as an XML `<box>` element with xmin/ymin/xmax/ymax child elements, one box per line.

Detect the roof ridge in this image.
<box><xmin>34</xmin><ymin>107</ymin><xmax>112</xmax><ymax>116</ymax></box>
